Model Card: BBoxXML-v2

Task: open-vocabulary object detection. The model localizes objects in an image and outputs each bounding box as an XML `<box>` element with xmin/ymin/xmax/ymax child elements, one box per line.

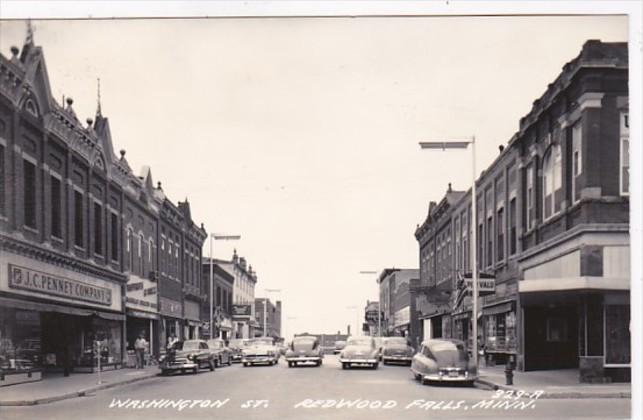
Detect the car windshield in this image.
<box><xmin>335</xmin><ymin>341</ymin><xmax>345</xmax><ymax>346</ymax></box>
<box><xmin>347</xmin><ymin>338</ymin><xmax>373</xmax><ymax>347</ymax></box>
<box><xmin>207</xmin><ymin>340</ymin><xmax>223</xmax><ymax>349</ymax></box>
<box><xmin>228</xmin><ymin>339</ymin><xmax>247</xmax><ymax>348</ymax></box>
<box><xmin>249</xmin><ymin>338</ymin><xmax>274</xmax><ymax>346</ymax></box>
<box><xmin>426</xmin><ymin>341</ymin><xmax>468</xmax><ymax>364</ymax></box>
<box><xmin>292</xmin><ymin>337</ymin><xmax>317</xmax><ymax>349</ymax></box>
<box><xmin>385</xmin><ymin>337</ymin><xmax>409</xmax><ymax>347</ymax></box>
<box><xmin>172</xmin><ymin>341</ymin><xmax>200</xmax><ymax>351</ymax></box>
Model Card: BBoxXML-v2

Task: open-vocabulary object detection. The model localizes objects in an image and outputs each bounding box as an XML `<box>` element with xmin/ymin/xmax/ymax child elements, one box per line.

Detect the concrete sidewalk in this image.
<box><xmin>0</xmin><ymin>367</ymin><xmax>158</xmax><ymax>406</ymax></box>
<box><xmin>475</xmin><ymin>366</ymin><xmax>631</xmax><ymax>399</ymax></box>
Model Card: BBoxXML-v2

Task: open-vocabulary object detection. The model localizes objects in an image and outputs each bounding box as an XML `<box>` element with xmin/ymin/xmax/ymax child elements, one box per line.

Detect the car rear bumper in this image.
<box><xmin>242</xmin><ymin>356</ymin><xmax>275</xmax><ymax>364</ymax></box>
<box><xmin>286</xmin><ymin>356</ymin><xmax>321</xmax><ymax>362</ymax></box>
<box><xmin>382</xmin><ymin>355</ymin><xmax>412</xmax><ymax>363</ymax></box>
<box><xmin>339</xmin><ymin>358</ymin><xmax>377</xmax><ymax>364</ymax></box>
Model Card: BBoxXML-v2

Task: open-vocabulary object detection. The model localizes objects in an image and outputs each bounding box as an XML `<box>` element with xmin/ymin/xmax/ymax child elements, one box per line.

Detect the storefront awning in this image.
<box><xmin>482</xmin><ymin>301</ymin><xmax>513</xmax><ymax>316</ymax></box>
<box><xmin>0</xmin><ymin>296</ymin><xmax>124</xmax><ymax>320</ymax></box>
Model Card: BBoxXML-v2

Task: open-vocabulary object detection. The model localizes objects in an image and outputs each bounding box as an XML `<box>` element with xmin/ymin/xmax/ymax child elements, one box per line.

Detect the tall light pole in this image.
<box><xmin>209</xmin><ymin>234</ymin><xmax>240</xmax><ymax>339</ymax></box>
<box><xmin>359</xmin><ymin>270</ymin><xmax>380</xmax><ymax>336</ymax></box>
<box><xmin>419</xmin><ymin>136</ymin><xmax>479</xmax><ymax>368</ymax></box>
<box><xmin>263</xmin><ymin>288</ymin><xmax>281</xmax><ymax>338</ymax></box>
<box><xmin>346</xmin><ymin>306</ymin><xmax>359</xmax><ymax>336</ymax></box>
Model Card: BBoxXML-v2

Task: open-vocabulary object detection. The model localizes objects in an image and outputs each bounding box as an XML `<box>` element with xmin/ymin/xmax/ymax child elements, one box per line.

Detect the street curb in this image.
<box><xmin>474</xmin><ymin>378</ymin><xmax>631</xmax><ymax>399</ymax></box>
<box><xmin>0</xmin><ymin>372</ymin><xmax>159</xmax><ymax>406</ymax></box>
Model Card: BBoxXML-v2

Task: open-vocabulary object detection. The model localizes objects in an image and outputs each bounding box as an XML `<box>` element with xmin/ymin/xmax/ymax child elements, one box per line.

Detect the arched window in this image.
<box><xmin>543</xmin><ymin>143</ymin><xmax>562</xmax><ymax>220</ymax></box>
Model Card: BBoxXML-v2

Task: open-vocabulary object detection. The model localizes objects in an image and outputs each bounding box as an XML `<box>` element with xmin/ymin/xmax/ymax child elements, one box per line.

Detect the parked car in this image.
<box><xmin>285</xmin><ymin>336</ymin><xmax>323</xmax><ymax>367</ymax></box>
<box><xmin>410</xmin><ymin>339</ymin><xmax>477</xmax><ymax>385</ymax></box>
<box><xmin>228</xmin><ymin>339</ymin><xmax>250</xmax><ymax>363</ymax></box>
<box><xmin>207</xmin><ymin>338</ymin><xmax>232</xmax><ymax>367</ymax></box>
<box><xmin>373</xmin><ymin>337</ymin><xmax>384</xmax><ymax>361</ymax></box>
<box><xmin>242</xmin><ymin>337</ymin><xmax>279</xmax><ymax>366</ymax></box>
<box><xmin>339</xmin><ymin>336</ymin><xmax>379</xmax><ymax>369</ymax></box>
<box><xmin>159</xmin><ymin>339</ymin><xmax>215</xmax><ymax>375</ymax></box>
<box><xmin>333</xmin><ymin>340</ymin><xmax>346</xmax><ymax>354</ymax></box>
<box><xmin>381</xmin><ymin>337</ymin><xmax>414</xmax><ymax>365</ymax></box>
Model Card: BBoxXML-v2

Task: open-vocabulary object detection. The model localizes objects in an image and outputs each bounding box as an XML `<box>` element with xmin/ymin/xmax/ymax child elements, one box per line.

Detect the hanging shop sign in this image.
<box><xmin>231</xmin><ymin>304</ymin><xmax>252</xmax><ymax>319</ymax></box>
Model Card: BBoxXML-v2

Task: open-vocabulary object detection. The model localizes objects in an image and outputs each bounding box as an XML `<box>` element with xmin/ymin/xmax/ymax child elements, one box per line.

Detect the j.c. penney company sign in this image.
<box><xmin>9</xmin><ymin>264</ymin><xmax>112</xmax><ymax>306</ymax></box>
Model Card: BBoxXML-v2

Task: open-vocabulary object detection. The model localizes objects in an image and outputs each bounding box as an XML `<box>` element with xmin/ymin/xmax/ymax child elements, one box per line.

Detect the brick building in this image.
<box><xmin>0</xmin><ymin>29</ymin><xmax>207</xmax><ymax>382</ymax></box>
<box><xmin>255</xmin><ymin>298</ymin><xmax>281</xmax><ymax>339</ymax></box>
<box><xmin>377</xmin><ymin>268</ymin><xmax>418</xmax><ymax>338</ymax></box>
<box><xmin>201</xmin><ymin>259</ymin><xmax>234</xmax><ymax>340</ymax></box>
<box><xmin>413</xmin><ymin>40</ymin><xmax>630</xmax><ymax>382</ymax></box>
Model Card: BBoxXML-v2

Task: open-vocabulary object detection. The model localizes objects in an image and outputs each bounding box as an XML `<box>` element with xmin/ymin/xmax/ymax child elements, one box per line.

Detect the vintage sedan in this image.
<box><xmin>228</xmin><ymin>339</ymin><xmax>250</xmax><ymax>363</ymax></box>
<box><xmin>339</xmin><ymin>336</ymin><xmax>379</xmax><ymax>369</ymax></box>
<box><xmin>159</xmin><ymin>339</ymin><xmax>215</xmax><ymax>375</ymax></box>
<box><xmin>381</xmin><ymin>337</ymin><xmax>414</xmax><ymax>365</ymax></box>
<box><xmin>242</xmin><ymin>337</ymin><xmax>280</xmax><ymax>366</ymax></box>
<box><xmin>333</xmin><ymin>340</ymin><xmax>346</xmax><ymax>354</ymax></box>
<box><xmin>206</xmin><ymin>338</ymin><xmax>233</xmax><ymax>367</ymax></box>
<box><xmin>285</xmin><ymin>336</ymin><xmax>323</xmax><ymax>367</ymax></box>
<box><xmin>410</xmin><ymin>339</ymin><xmax>477</xmax><ymax>385</ymax></box>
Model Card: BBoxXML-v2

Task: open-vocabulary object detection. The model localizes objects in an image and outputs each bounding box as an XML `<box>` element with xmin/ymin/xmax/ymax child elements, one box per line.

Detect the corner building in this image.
<box><xmin>414</xmin><ymin>40</ymin><xmax>630</xmax><ymax>382</ymax></box>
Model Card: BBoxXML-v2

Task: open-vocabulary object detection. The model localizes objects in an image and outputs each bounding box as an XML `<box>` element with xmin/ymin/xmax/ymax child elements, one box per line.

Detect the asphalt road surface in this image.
<box><xmin>2</xmin><ymin>355</ymin><xmax>630</xmax><ymax>420</ymax></box>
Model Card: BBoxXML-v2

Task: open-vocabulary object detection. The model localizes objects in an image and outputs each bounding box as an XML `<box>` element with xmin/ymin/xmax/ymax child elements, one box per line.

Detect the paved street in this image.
<box><xmin>2</xmin><ymin>356</ymin><xmax>630</xmax><ymax>420</ymax></box>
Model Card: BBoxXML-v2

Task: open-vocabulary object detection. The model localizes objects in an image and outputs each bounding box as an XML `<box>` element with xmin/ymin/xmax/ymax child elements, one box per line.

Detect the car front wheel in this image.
<box><xmin>342</xmin><ymin>363</ymin><xmax>348</xmax><ymax>370</ymax></box>
<box><xmin>209</xmin><ymin>360</ymin><xmax>215</xmax><ymax>371</ymax></box>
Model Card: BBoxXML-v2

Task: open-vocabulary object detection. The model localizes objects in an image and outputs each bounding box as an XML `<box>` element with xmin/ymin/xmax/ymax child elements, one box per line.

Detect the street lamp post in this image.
<box><xmin>359</xmin><ymin>270</ymin><xmax>380</xmax><ymax>336</ymax></box>
<box><xmin>209</xmin><ymin>234</ymin><xmax>240</xmax><ymax>340</ymax></box>
<box><xmin>346</xmin><ymin>306</ymin><xmax>359</xmax><ymax>336</ymax></box>
<box><xmin>419</xmin><ymin>136</ymin><xmax>479</xmax><ymax>368</ymax></box>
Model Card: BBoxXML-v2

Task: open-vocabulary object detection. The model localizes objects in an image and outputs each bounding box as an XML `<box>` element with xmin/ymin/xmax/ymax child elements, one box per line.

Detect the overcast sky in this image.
<box><xmin>0</xmin><ymin>14</ymin><xmax>628</xmax><ymax>339</ymax></box>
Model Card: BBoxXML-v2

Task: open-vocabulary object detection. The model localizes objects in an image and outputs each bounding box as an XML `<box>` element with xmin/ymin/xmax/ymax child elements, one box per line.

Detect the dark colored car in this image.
<box><xmin>410</xmin><ymin>339</ymin><xmax>477</xmax><ymax>385</ymax></box>
<box><xmin>381</xmin><ymin>337</ymin><xmax>414</xmax><ymax>365</ymax></box>
<box><xmin>339</xmin><ymin>336</ymin><xmax>379</xmax><ymax>369</ymax></box>
<box><xmin>228</xmin><ymin>339</ymin><xmax>250</xmax><ymax>363</ymax></box>
<box><xmin>207</xmin><ymin>339</ymin><xmax>232</xmax><ymax>367</ymax></box>
<box><xmin>159</xmin><ymin>339</ymin><xmax>215</xmax><ymax>375</ymax></box>
<box><xmin>285</xmin><ymin>336</ymin><xmax>323</xmax><ymax>367</ymax></box>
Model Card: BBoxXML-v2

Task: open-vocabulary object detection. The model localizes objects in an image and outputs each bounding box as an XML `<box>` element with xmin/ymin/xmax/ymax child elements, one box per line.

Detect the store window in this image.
<box><xmin>605</xmin><ymin>305</ymin><xmax>630</xmax><ymax>365</ymax></box>
<box><xmin>0</xmin><ymin>308</ymin><xmax>42</xmax><ymax>372</ymax></box>
<box><xmin>546</xmin><ymin>316</ymin><xmax>568</xmax><ymax>342</ymax></box>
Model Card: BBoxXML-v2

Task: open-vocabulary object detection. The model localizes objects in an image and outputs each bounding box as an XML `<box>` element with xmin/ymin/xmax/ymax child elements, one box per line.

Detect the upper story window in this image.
<box><xmin>572</xmin><ymin>122</ymin><xmax>582</xmax><ymax>203</ymax></box>
<box><xmin>110</xmin><ymin>213</ymin><xmax>119</xmax><ymax>262</ymax></box>
<box><xmin>620</xmin><ymin>113</ymin><xmax>629</xmax><ymax>196</ymax></box>
<box><xmin>74</xmin><ymin>190</ymin><xmax>84</xmax><ymax>248</ymax></box>
<box><xmin>23</xmin><ymin>159</ymin><xmax>37</xmax><ymax>229</ymax></box>
<box><xmin>543</xmin><ymin>143</ymin><xmax>563</xmax><ymax>220</ymax></box>
<box><xmin>526</xmin><ymin>163</ymin><xmax>535</xmax><ymax>230</ymax></box>
<box><xmin>93</xmin><ymin>202</ymin><xmax>103</xmax><ymax>256</ymax></box>
<box><xmin>0</xmin><ymin>143</ymin><xmax>5</xmax><ymax>217</ymax></box>
<box><xmin>50</xmin><ymin>175</ymin><xmax>62</xmax><ymax>239</ymax></box>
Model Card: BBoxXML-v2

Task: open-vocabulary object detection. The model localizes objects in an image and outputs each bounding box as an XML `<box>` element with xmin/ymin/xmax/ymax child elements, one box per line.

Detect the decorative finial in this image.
<box><xmin>448</xmin><ymin>182</ymin><xmax>452</xmax><ymax>192</ymax></box>
<box><xmin>157</xmin><ymin>181</ymin><xmax>162</xmax><ymax>190</ymax></box>
<box><xmin>66</xmin><ymin>97</ymin><xmax>73</xmax><ymax>108</ymax></box>
<box><xmin>86</xmin><ymin>118</ymin><xmax>93</xmax><ymax>127</ymax></box>
<box><xmin>119</xmin><ymin>149</ymin><xmax>126</xmax><ymax>159</ymax></box>
<box><xmin>26</xmin><ymin>19</ymin><xmax>35</xmax><ymax>45</ymax></box>
<box><xmin>10</xmin><ymin>46</ymin><xmax>19</xmax><ymax>56</ymax></box>
<box><xmin>96</xmin><ymin>78</ymin><xmax>102</xmax><ymax>117</ymax></box>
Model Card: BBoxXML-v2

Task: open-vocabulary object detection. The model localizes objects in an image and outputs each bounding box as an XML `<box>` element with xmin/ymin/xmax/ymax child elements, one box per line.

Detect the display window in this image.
<box><xmin>0</xmin><ymin>308</ymin><xmax>42</xmax><ymax>372</ymax></box>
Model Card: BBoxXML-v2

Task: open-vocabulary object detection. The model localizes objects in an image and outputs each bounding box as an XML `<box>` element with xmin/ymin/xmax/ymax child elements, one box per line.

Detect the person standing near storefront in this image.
<box><xmin>134</xmin><ymin>333</ymin><xmax>147</xmax><ymax>369</ymax></box>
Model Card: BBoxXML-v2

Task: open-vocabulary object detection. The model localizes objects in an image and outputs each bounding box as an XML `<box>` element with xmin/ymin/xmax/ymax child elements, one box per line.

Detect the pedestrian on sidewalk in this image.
<box><xmin>134</xmin><ymin>333</ymin><xmax>147</xmax><ymax>369</ymax></box>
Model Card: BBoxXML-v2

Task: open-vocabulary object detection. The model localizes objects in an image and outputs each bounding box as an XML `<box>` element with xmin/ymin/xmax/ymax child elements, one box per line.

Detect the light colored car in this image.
<box><xmin>242</xmin><ymin>337</ymin><xmax>279</xmax><ymax>366</ymax></box>
<box><xmin>410</xmin><ymin>339</ymin><xmax>477</xmax><ymax>385</ymax></box>
<box><xmin>339</xmin><ymin>336</ymin><xmax>379</xmax><ymax>369</ymax></box>
<box><xmin>228</xmin><ymin>339</ymin><xmax>250</xmax><ymax>363</ymax></box>
<box><xmin>333</xmin><ymin>340</ymin><xmax>346</xmax><ymax>354</ymax></box>
<box><xmin>206</xmin><ymin>339</ymin><xmax>233</xmax><ymax>367</ymax></box>
<box><xmin>285</xmin><ymin>336</ymin><xmax>323</xmax><ymax>367</ymax></box>
<box><xmin>381</xmin><ymin>337</ymin><xmax>414</xmax><ymax>365</ymax></box>
<box><xmin>159</xmin><ymin>339</ymin><xmax>215</xmax><ymax>375</ymax></box>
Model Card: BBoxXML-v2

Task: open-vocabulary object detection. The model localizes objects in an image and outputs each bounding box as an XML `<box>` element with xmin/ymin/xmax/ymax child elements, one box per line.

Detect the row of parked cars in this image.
<box><xmin>336</xmin><ymin>336</ymin><xmax>477</xmax><ymax>386</ymax></box>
